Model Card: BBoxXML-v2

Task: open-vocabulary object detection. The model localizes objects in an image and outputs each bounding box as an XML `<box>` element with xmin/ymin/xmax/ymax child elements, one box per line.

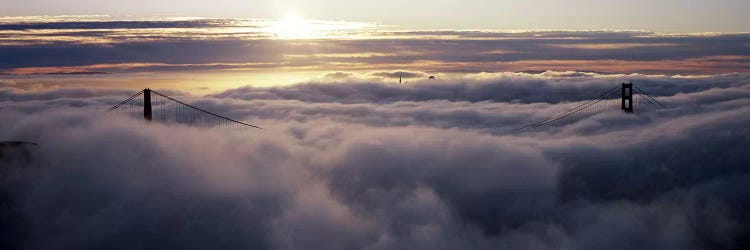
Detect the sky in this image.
<box><xmin>0</xmin><ymin>17</ymin><xmax>748</xmax><ymax>92</ymax></box>
<box><xmin>2</xmin><ymin>0</ymin><xmax>750</xmax><ymax>32</ymax></box>
<box><xmin>0</xmin><ymin>1</ymin><xmax>749</xmax><ymax>92</ymax></box>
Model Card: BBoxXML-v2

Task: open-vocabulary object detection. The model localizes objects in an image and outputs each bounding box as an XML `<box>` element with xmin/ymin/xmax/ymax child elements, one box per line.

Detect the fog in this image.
<box><xmin>1</xmin><ymin>72</ymin><xmax>749</xmax><ymax>249</ymax></box>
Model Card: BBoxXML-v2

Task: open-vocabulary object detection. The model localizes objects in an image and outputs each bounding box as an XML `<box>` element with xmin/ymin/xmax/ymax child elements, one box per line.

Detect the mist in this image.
<box><xmin>2</xmin><ymin>72</ymin><xmax>749</xmax><ymax>249</ymax></box>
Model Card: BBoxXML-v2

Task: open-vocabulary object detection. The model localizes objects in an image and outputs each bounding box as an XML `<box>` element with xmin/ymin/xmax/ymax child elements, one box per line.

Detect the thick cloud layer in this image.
<box><xmin>211</xmin><ymin>72</ymin><xmax>750</xmax><ymax>104</ymax></box>
<box><xmin>1</xmin><ymin>72</ymin><xmax>750</xmax><ymax>249</ymax></box>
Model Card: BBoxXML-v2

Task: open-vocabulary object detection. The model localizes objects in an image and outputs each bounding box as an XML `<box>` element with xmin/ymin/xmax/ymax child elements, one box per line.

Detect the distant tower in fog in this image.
<box><xmin>399</xmin><ymin>72</ymin><xmax>402</xmax><ymax>84</ymax></box>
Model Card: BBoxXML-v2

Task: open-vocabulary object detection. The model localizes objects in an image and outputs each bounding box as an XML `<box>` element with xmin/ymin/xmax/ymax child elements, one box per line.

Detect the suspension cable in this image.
<box><xmin>632</xmin><ymin>84</ymin><xmax>665</xmax><ymax>107</ymax></box>
<box><xmin>512</xmin><ymin>85</ymin><xmax>620</xmax><ymax>132</ymax></box>
<box><xmin>150</xmin><ymin>90</ymin><xmax>262</xmax><ymax>129</ymax></box>
<box><xmin>107</xmin><ymin>90</ymin><xmax>144</xmax><ymax>111</ymax></box>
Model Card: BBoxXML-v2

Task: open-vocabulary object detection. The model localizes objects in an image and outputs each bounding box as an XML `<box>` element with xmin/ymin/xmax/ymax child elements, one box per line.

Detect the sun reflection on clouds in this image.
<box><xmin>267</xmin><ymin>14</ymin><xmax>376</xmax><ymax>39</ymax></box>
<box><xmin>270</xmin><ymin>12</ymin><xmax>315</xmax><ymax>39</ymax></box>
<box><xmin>0</xmin><ymin>15</ymin><xmax>377</xmax><ymax>43</ymax></box>
<box><xmin>0</xmin><ymin>15</ymin><xmax>749</xmax><ymax>85</ymax></box>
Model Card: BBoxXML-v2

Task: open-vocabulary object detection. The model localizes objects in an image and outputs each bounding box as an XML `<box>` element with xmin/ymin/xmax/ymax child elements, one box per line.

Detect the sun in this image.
<box><xmin>272</xmin><ymin>12</ymin><xmax>316</xmax><ymax>39</ymax></box>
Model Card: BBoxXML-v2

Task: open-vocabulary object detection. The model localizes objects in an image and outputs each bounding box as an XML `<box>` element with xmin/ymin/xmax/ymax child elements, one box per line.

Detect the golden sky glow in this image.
<box><xmin>0</xmin><ymin>16</ymin><xmax>749</xmax><ymax>92</ymax></box>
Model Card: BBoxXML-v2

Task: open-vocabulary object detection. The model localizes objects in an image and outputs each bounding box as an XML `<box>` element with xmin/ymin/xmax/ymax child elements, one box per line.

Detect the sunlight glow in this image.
<box><xmin>271</xmin><ymin>12</ymin><xmax>317</xmax><ymax>39</ymax></box>
<box><xmin>266</xmin><ymin>11</ymin><xmax>376</xmax><ymax>39</ymax></box>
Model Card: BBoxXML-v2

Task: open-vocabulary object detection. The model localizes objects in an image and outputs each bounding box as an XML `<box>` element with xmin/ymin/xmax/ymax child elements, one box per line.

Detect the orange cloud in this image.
<box><xmin>547</xmin><ymin>43</ymin><xmax>679</xmax><ymax>49</ymax></box>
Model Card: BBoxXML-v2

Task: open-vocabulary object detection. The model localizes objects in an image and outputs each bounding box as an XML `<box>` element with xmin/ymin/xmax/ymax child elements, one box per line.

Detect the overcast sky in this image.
<box><xmin>2</xmin><ymin>0</ymin><xmax>749</xmax><ymax>32</ymax></box>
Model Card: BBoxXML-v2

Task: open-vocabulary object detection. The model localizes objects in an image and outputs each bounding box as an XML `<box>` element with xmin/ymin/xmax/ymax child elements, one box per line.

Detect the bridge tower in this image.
<box><xmin>143</xmin><ymin>88</ymin><xmax>152</xmax><ymax>120</ymax></box>
<box><xmin>621</xmin><ymin>83</ymin><xmax>633</xmax><ymax>113</ymax></box>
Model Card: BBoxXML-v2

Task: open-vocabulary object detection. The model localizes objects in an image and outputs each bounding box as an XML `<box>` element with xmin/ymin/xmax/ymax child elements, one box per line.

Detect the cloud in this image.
<box><xmin>546</xmin><ymin>43</ymin><xmax>680</xmax><ymax>50</ymax></box>
<box><xmin>1</xmin><ymin>17</ymin><xmax>749</xmax><ymax>75</ymax></box>
<box><xmin>210</xmin><ymin>72</ymin><xmax>750</xmax><ymax>104</ymax></box>
<box><xmin>323</xmin><ymin>71</ymin><xmax>353</xmax><ymax>79</ymax></box>
<box><xmin>0</xmin><ymin>20</ymin><xmax>237</xmax><ymax>31</ymax></box>
<box><xmin>2</xmin><ymin>72</ymin><xmax>750</xmax><ymax>249</ymax></box>
<box><xmin>369</xmin><ymin>71</ymin><xmax>425</xmax><ymax>79</ymax></box>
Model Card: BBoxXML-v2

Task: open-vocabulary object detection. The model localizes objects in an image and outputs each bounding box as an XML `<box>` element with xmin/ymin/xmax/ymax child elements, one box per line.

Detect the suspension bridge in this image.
<box><xmin>108</xmin><ymin>83</ymin><xmax>662</xmax><ymax>132</ymax></box>
<box><xmin>513</xmin><ymin>82</ymin><xmax>664</xmax><ymax>132</ymax></box>
<box><xmin>108</xmin><ymin>88</ymin><xmax>262</xmax><ymax>129</ymax></box>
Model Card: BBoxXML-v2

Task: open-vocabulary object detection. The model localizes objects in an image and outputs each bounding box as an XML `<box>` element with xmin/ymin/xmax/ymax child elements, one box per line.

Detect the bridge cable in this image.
<box><xmin>524</xmin><ymin>93</ymin><xmax>613</xmax><ymax>130</ymax></box>
<box><xmin>108</xmin><ymin>90</ymin><xmax>144</xmax><ymax>111</ymax></box>
<box><xmin>150</xmin><ymin>90</ymin><xmax>262</xmax><ymax>129</ymax></box>
<box><xmin>633</xmin><ymin>90</ymin><xmax>657</xmax><ymax>107</ymax></box>
<box><xmin>632</xmin><ymin>84</ymin><xmax>665</xmax><ymax>108</ymax></box>
<box><xmin>512</xmin><ymin>86</ymin><xmax>617</xmax><ymax>132</ymax></box>
<box><xmin>511</xmin><ymin>85</ymin><xmax>620</xmax><ymax>132</ymax></box>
